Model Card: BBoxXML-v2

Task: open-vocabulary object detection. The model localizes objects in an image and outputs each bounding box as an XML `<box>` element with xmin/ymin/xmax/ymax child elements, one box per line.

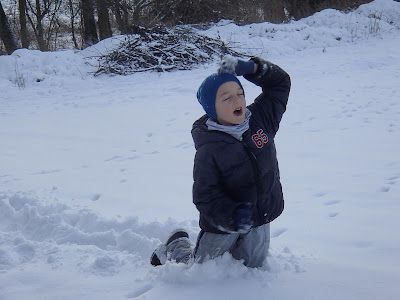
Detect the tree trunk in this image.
<box><xmin>0</xmin><ymin>1</ymin><xmax>19</xmax><ymax>54</ymax></box>
<box><xmin>290</xmin><ymin>0</ymin><xmax>312</xmax><ymax>20</ymax></box>
<box><xmin>81</xmin><ymin>0</ymin><xmax>98</xmax><ymax>47</ymax></box>
<box><xmin>35</xmin><ymin>0</ymin><xmax>47</xmax><ymax>50</ymax></box>
<box><xmin>19</xmin><ymin>0</ymin><xmax>29</xmax><ymax>48</ymax></box>
<box><xmin>289</xmin><ymin>0</ymin><xmax>297</xmax><ymax>19</ymax></box>
<box><xmin>96</xmin><ymin>0</ymin><xmax>112</xmax><ymax>40</ymax></box>
<box><xmin>114</xmin><ymin>0</ymin><xmax>127</xmax><ymax>34</ymax></box>
<box><xmin>262</xmin><ymin>0</ymin><xmax>288</xmax><ymax>23</ymax></box>
<box><xmin>68</xmin><ymin>0</ymin><xmax>78</xmax><ymax>49</ymax></box>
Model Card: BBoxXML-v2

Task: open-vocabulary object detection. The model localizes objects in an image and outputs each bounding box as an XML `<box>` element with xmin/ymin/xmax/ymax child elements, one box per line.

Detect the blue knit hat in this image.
<box><xmin>197</xmin><ymin>73</ymin><xmax>244</xmax><ymax>121</ymax></box>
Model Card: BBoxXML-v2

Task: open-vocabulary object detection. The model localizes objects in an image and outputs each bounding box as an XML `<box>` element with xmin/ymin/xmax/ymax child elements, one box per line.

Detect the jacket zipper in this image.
<box><xmin>241</xmin><ymin>141</ymin><xmax>264</xmax><ymax>223</ymax></box>
<box><xmin>213</xmin><ymin>130</ymin><xmax>265</xmax><ymax>223</ymax></box>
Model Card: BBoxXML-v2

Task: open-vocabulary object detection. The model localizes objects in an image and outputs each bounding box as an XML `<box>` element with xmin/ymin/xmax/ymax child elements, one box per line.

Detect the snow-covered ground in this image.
<box><xmin>1</xmin><ymin>0</ymin><xmax>400</xmax><ymax>299</ymax></box>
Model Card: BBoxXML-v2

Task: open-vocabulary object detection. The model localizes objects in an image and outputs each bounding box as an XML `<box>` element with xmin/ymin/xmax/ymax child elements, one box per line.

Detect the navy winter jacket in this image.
<box><xmin>191</xmin><ymin>58</ymin><xmax>291</xmax><ymax>234</ymax></box>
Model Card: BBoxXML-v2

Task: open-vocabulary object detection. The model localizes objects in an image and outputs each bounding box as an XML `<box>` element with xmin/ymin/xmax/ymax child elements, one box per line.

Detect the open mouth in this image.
<box><xmin>233</xmin><ymin>107</ymin><xmax>243</xmax><ymax>116</ymax></box>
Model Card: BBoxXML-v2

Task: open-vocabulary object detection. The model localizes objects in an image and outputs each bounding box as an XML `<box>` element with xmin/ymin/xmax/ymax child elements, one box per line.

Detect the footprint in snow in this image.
<box><xmin>328</xmin><ymin>212</ymin><xmax>339</xmax><ymax>218</ymax></box>
<box><xmin>387</xmin><ymin>175</ymin><xmax>399</xmax><ymax>183</ymax></box>
<box><xmin>31</xmin><ymin>169</ymin><xmax>62</xmax><ymax>175</ymax></box>
<box><xmin>91</xmin><ymin>194</ymin><xmax>101</xmax><ymax>201</ymax></box>
<box><xmin>380</xmin><ymin>186</ymin><xmax>390</xmax><ymax>193</ymax></box>
<box><xmin>104</xmin><ymin>156</ymin><xmax>122</xmax><ymax>162</ymax></box>
<box><xmin>387</xmin><ymin>123</ymin><xmax>396</xmax><ymax>133</ymax></box>
<box><xmin>313</xmin><ymin>192</ymin><xmax>327</xmax><ymax>198</ymax></box>
<box><xmin>145</xmin><ymin>133</ymin><xmax>154</xmax><ymax>143</ymax></box>
<box><xmin>166</xmin><ymin>118</ymin><xmax>176</xmax><ymax>126</ymax></box>
<box><xmin>324</xmin><ymin>200</ymin><xmax>341</xmax><ymax>206</ymax></box>
<box><xmin>145</xmin><ymin>151</ymin><xmax>159</xmax><ymax>155</ymax></box>
<box><xmin>175</xmin><ymin>142</ymin><xmax>192</xmax><ymax>149</ymax></box>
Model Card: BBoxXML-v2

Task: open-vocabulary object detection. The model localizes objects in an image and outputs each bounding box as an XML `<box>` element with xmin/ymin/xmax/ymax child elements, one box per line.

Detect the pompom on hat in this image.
<box><xmin>196</xmin><ymin>73</ymin><xmax>244</xmax><ymax>121</ymax></box>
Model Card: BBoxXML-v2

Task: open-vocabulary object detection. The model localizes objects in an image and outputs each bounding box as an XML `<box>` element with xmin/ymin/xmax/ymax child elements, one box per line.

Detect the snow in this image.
<box><xmin>1</xmin><ymin>0</ymin><xmax>400</xmax><ymax>299</ymax></box>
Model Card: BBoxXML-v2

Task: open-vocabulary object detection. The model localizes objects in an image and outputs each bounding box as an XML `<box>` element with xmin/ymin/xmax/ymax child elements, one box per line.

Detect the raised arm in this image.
<box><xmin>244</xmin><ymin>57</ymin><xmax>291</xmax><ymax>135</ymax></box>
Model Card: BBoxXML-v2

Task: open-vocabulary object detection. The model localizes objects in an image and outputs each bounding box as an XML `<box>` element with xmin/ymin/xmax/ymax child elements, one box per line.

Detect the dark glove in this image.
<box><xmin>218</xmin><ymin>55</ymin><xmax>255</xmax><ymax>76</ymax></box>
<box><xmin>234</xmin><ymin>203</ymin><xmax>254</xmax><ymax>233</ymax></box>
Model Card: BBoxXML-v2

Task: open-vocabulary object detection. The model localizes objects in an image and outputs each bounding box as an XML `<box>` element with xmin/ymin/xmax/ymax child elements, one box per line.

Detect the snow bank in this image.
<box><xmin>0</xmin><ymin>192</ymin><xmax>203</xmax><ymax>264</ymax></box>
<box><xmin>202</xmin><ymin>0</ymin><xmax>400</xmax><ymax>57</ymax></box>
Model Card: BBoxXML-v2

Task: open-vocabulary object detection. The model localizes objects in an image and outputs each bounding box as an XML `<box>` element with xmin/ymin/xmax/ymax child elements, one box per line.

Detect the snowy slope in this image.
<box><xmin>1</xmin><ymin>0</ymin><xmax>400</xmax><ymax>299</ymax></box>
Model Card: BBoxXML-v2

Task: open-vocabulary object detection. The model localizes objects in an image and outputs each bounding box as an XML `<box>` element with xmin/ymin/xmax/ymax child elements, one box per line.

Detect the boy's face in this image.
<box><xmin>215</xmin><ymin>81</ymin><xmax>246</xmax><ymax>126</ymax></box>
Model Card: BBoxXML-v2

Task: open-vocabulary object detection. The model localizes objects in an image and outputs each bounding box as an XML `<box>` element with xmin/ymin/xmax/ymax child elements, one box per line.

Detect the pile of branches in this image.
<box><xmin>94</xmin><ymin>26</ymin><xmax>247</xmax><ymax>75</ymax></box>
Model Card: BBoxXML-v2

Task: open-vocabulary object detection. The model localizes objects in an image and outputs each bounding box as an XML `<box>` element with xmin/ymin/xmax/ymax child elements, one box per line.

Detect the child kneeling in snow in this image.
<box><xmin>151</xmin><ymin>56</ymin><xmax>291</xmax><ymax>268</ymax></box>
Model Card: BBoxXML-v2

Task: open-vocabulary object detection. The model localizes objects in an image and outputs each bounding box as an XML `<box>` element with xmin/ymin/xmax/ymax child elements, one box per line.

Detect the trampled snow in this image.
<box><xmin>1</xmin><ymin>0</ymin><xmax>400</xmax><ymax>299</ymax></box>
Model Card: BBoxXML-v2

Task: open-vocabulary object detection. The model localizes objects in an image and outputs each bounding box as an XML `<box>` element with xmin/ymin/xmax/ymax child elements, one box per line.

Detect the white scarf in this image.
<box><xmin>206</xmin><ymin>110</ymin><xmax>252</xmax><ymax>141</ymax></box>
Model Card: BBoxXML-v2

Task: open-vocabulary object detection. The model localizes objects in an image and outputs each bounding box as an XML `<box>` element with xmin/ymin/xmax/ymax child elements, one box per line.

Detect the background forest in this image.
<box><xmin>1</xmin><ymin>0</ymin><xmax>372</xmax><ymax>55</ymax></box>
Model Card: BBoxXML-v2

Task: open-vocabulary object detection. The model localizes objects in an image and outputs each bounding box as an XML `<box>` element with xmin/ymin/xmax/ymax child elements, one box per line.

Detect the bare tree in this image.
<box><xmin>96</xmin><ymin>0</ymin><xmax>112</xmax><ymax>40</ymax></box>
<box><xmin>261</xmin><ymin>0</ymin><xmax>288</xmax><ymax>23</ymax></box>
<box><xmin>81</xmin><ymin>0</ymin><xmax>98</xmax><ymax>47</ymax></box>
<box><xmin>26</xmin><ymin>0</ymin><xmax>48</xmax><ymax>50</ymax></box>
<box><xmin>288</xmin><ymin>0</ymin><xmax>312</xmax><ymax>20</ymax></box>
<box><xmin>24</xmin><ymin>0</ymin><xmax>62</xmax><ymax>51</ymax></box>
<box><xmin>0</xmin><ymin>0</ymin><xmax>19</xmax><ymax>54</ymax></box>
<box><xmin>46</xmin><ymin>0</ymin><xmax>63</xmax><ymax>49</ymax></box>
<box><xmin>67</xmin><ymin>0</ymin><xmax>79</xmax><ymax>49</ymax></box>
<box><xmin>113</xmin><ymin>0</ymin><xmax>129</xmax><ymax>34</ymax></box>
<box><xmin>19</xmin><ymin>0</ymin><xmax>30</xmax><ymax>48</ymax></box>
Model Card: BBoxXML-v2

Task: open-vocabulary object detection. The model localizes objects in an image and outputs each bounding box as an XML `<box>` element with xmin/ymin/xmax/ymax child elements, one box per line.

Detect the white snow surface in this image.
<box><xmin>1</xmin><ymin>0</ymin><xmax>400</xmax><ymax>299</ymax></box>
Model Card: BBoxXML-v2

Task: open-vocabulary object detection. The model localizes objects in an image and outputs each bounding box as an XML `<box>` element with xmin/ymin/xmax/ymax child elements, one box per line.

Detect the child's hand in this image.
<box><xmin>218</xmin><ymin>55</ymin><xmax>255</xmax><ymax>76</ymax></box>
<box><xmin>234</xmin><ymin>203</ymin><xmax>254</xmax><ymax>233</ymax></box>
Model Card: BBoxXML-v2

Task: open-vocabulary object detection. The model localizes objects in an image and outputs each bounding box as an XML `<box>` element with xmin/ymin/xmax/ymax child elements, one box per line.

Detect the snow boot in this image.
<box><xmin>150</xmin><ymin>229</ymin><xmax>189</xmax><ymax>266</ymax></box>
